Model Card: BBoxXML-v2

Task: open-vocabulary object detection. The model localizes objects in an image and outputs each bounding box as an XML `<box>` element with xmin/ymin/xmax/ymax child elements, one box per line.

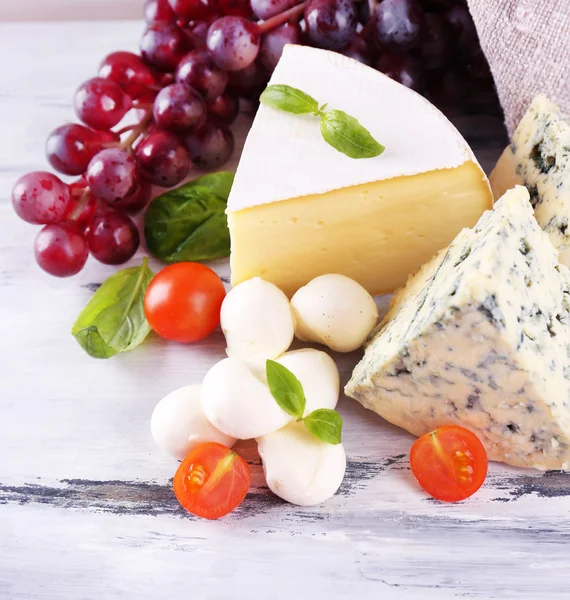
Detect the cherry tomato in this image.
<box><xmin>410</xmin><ymin>425</ymin><xmax>488</xmax><ymax>502</ymax></box>
<box><xmin>173</xmin><ymin>442</ymin><xmax>251</xmax><ymax>520</ymax></box>
<box><xmin>144</xmin><ymin>262</ymin><xmax>226</xmax><ymax>343</ymax></box>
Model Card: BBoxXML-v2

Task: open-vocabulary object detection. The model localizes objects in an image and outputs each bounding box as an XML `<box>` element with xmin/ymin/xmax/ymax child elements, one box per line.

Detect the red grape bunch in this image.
<box><xmin>13</xmin><ymin>0</ymin><xmax>496</xmax><ymax>278</ymax></box>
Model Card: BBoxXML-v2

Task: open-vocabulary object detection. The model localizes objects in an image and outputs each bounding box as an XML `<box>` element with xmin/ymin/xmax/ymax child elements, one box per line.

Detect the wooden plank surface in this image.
<box><xmin>2</xmin><ymin>19</ymin><xmax>569</xmax><ymax>600</ymax></box>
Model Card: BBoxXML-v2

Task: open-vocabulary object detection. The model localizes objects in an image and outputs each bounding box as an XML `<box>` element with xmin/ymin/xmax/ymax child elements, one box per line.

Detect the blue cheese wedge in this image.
<box><xmin>490</xmin><ymin>95</ymin><xmax>570</xmax><ymax>265</ymax></box>
<box><xmin>345</xmin><ymin>186</ymin><xmax>570</xmax><ymax>471</ymax></box>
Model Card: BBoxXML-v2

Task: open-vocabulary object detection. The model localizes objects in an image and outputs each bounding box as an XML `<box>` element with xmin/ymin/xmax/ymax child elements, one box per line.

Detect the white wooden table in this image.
<box><xmin>2</xmin><ymin>19</ymin><xmax>570</xmax><ymax>600</ymax></box>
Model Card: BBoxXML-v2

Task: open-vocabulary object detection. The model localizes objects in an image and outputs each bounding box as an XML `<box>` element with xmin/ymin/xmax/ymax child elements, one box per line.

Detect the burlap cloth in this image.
<box><xmin>467</xmin><ymin>0</ymin><xmax>570</xmax><ymax>135</ymax></box>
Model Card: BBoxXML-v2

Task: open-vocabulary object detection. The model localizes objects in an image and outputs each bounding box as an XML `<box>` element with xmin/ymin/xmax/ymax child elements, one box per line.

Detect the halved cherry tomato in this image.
<box><xmin>173</xmin><ymin>442</ymin><xmax>251</xmax><ymax>520</ymax></box>
<box><xmin>144</xmin><ymin>262</ymin><xmax>226</xmax><ymax>343</ymax></box>
<box><xmin>410</xmin><ymin>425</ymin><xmax>488</xmax><ymax>502</ymax></box>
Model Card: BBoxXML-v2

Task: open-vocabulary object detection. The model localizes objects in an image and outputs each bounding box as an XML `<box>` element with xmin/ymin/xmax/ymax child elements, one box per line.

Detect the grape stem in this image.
<box><xmin>116</xmin><ymin>124</ymin><xmax>138</xmax><ymax>136</ymax></box>
<box><xmin>120</xmin><ymin>110</ymin><xmax>153</xmax><ymax>152</ymax></box>
<box><xmin>258</xmin><ymin>0</ymin><xmax>309</xmax><ymax>33</ymax></box>
<box><xmin>132</xmin><ymin>100</ymin><xmax>154</xmax><ymax>110</ymax></box>
<box><xmin>70</xmin><ymin>186</ymin><xmax>86</xmax><ymax>198</ymax></box>
<box><xmin>68</xmin><ymin>187</ymin><xmax>92</xmax><ymax>222</ymax></box>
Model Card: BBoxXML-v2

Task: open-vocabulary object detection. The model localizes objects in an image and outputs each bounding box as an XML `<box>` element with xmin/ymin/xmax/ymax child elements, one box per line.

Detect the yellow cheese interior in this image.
<box><xmin>229</xmin><ymin>161</ymin><xmax>493</xmax><ymax>296</ymax></box>
<box><xmin>489</xmin><ymin>147</ymin><xmax>524</xmax><ymax>200</ymax></box>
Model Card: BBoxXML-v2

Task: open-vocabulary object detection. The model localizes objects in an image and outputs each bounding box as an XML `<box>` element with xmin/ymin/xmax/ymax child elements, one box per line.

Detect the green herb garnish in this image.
<box><xmin>260</xmin><ymin>84</ymin><xmax>385</xmax><ymax>160</ymax></box>
<box><xmin>144</xmin><ymin>172</ymin><xmax>234</xmax><ymax>263</ymax></box>
<box><xmin>72</xmin><ymin>257</ymin><xmax>154</xmax><ymax>359</ymax></box>
<box><xmin>266</xmin><ymin>359</ymin><xmax>343</xmax><ymax>445</ymax></box>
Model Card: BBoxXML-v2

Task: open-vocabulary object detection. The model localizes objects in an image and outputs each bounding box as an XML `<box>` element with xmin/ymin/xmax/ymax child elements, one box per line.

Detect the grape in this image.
<box><xmin>12</xmin><ymin>172</ymin><xmax>71</xmax><ymax>224</ymax></box>
<box><xmin>206</xmin><ymin>93</ymin><xmax>239</xmax><ymax>124</ymax></box>
<box><xmin>182</xmin><ymin>119</ymin><xmax>234</xmax><ymax>169</ymax></box>
<box><xmin>259</xmin><ymin>23</ymin><xmax>302</xmax><ymax>72</ymax></box>
<box><xmin>176</xmin><ymin>48</ymin><xmax>229</xmax><ymax>101</ymax></box>
<box><xmin>67</xmin><ymin>180</ymin><xmax>98</xmax><ymax>229</ymax></box>
<box><xmin>153</xmin><ymin>83</ymin><xmax>207</xmax><ymax>132</ymax></box>
<box><xmin>86</xmin><ymin>148</ymin><xmax>140</xmax><ymax>204</ymax></box>
<box><xmin>168</xmin><ymin>0</ymin><xmax>219</xmax><ymax>20</ymax></box>
<box><xmin>99</xmin><ymin>51</ymin><xmax>158</xmax><ymax>100</ymax></box>
<box><xmin>46</xmin><ymin>123</ymin><xmax>114</xmax><ymax>176</ymax></box>
<box><xmin>420</xmin><ymin>13</ymin><xmax>450</xmax><ymax>71</ymax></box>
<box><xmin>75</xmin><ymin>78</ymin><xmax>131</xmax><ymax>131</ymax></box>
<box><xmin>428</xmin><ymin>68</ymin><xmax>467</xmax><ymax>107</ymax></box>
<box><xmin>140</xmin><ymin>23</ymin><xmax>189</xmax><ymax>72</ymax></box>
<box><xmin>135</xmin><ymin>131</ymin><xmax>191</xmax><ymax>187</ymax></box>
<box><xmin>227</xmin><ymin>61</ymin><xmax>269</xmax><ymax>98</ymax></box>
<box><xmin>342</xmin><ymin>35</ymin><xmax>372</xmax><ymax>66</ymax></box>
<box><xmin>35</xmin><ymin>223</ymin><xmax>89</xmax><ymax>277</ymax></box>
<box><xmin>304</xmin><ymin>0</ymin><xmax>357</xmax><ymax>52</ymax></box>
<box><xmin>444</xmin><ymin>5</ymin><xmax>477</xmax><ymax>58</ymax></box>
<box><xmin>99</xmin><ymin>130</ymin><xmax>122</xmax><ymax>145</ymax></box>
<box><xmin>144</xmin><ymin>0</ymin><xmax>177</xmax><ymax>23</ymax></box>
<box><xmin>359</xmin><ymin>18</ymin><xmax>377</xmax><ymax>47</ymax></box>
<box><xmin>86</xmin><ymin>211</ymin><xmax>140</xmax><ymax>265</ymax></box>
<box><xmin>206</xmin><ymin>16</ymin><xmax>261</xmax><ymax>71</ymax></box>
<box><xmin>220</xmin><ymin>0</ymin><xmax>253</xmax><ymax>18</ymax></box>
<box><xmin>376</xmin><ymin>53</ymin><xmax>425</xmax><ymax>92</ymax></box>
<box><xmin>421</xmin><ymin>0</ymin><xmax>456</xmax><ymax>12</ymax></box>
<box><xmin>375</xmin><ymin>0</ymin><xmax>426</xmax><ymax>51</ymax></box>
<box><xmin>110</xmin><ymin>180</ymin><xmax>153</xmax><ymax>214</ymax></box>
<box><xmin>251</xmin><ymin>0</ymin><xmax>297</xmax><ymax>21</ymax></box>
<box><xmin>357</xmin><ymin>0</ymin><xmax>370</xmax><ymax>26</ymax></box>
<box><xmin>181</xmin><ymin>17</ymin><xmax>217</xmax><ymax>47</ymax></box>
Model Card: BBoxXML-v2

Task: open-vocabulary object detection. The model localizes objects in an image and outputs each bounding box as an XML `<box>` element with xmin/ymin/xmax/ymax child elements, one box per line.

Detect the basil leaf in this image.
<box><xmin>144</xmin><ymin>172</ymin><xmax>234</xmax><ymax>263</ymax></box>
<box><xmin>72</xmin><ymin>258</ymin><xmax>154</xmax><ymax>359</ymax></box>
<box><xmin>260</xmin><ymin>84</ymin><xmax>320</xmax><ymax>115</ymax></box>
<box><xmin>303</xmin><ymin>409</ymin><xmax>343</xmax><ymax>445</ymax></box>
<box><xmin>266</xmin><ymin>359</ymin><xmax>306</xmax><ymax>419</ymax></box>
<box><xmin>187</xmin><ymin>171</ymin><xmax>235</xmax><ymax>199</ymax></box>
<box><xmin>320</xmin><ymin>109</ymin><xmax>385</xmax><ymax>159</ymax></box>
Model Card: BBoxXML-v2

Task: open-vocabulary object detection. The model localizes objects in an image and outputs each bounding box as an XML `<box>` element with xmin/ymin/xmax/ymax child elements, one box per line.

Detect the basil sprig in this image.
<box><xmin>72</xmin><ymin>258</ymin><xmax>154</xmax><ymax>359</ymax></box>
<box><xmin>144</xmin><ymin>172</ymin><xmax>234</xmax><ymax>263</ymax></box>
<box><xmin>258</xmin><ymin>84</ymin><xmax>321</xmax><ymax>116</ymax></box>
<box><xmin>266</xmin><ymin>360</ymin><xmax>343</xmax><ymax>445</ymax></box>
<box><xmin>260</xmin><ymin>84</ymin><xmax>385</xmax><ymax>160</ymax></box>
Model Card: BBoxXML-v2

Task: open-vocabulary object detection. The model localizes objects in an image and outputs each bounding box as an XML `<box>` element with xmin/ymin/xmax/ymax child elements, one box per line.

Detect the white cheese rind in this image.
<box><xmin>228</xmin><ymin>44</ymin><xmax>477</xmax><ymax>212</ymax></box>
<box><xmin>490</xmin><ymin>95</ymin><xmax>570</xmax><ymax>265</ymax></box>
<box><xmin>346</xmin><ymin>186</ymin><xmax>570</xmax><ymax>471</ymax></box>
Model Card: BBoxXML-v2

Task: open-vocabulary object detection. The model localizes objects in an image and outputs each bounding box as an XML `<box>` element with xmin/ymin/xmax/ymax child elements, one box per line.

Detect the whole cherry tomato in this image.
<box><xmin>410</xmin><ymin>425</ymin><xmax>488</xmax><ymax>502</ymax></box>
<box><xmin>144</xmin><ymin>262</ymin><xmax>226</xmax><ymax>343</ymax></box>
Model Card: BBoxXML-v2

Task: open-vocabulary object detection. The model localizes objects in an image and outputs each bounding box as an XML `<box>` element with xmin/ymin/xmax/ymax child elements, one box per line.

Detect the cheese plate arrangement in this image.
<box><xmin>4</xmin><ymin>0</ymin><xmax>570</xmax><ymax>588</ymax></box>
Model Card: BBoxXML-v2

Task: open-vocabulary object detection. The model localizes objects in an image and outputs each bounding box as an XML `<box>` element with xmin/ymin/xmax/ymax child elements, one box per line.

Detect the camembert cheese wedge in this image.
<box><xmin>490</xmin><ymin>95</ymin><xmax>570</xmax><ymax>265</ymax></box>
<box><xmin>346</xmin><ymin>186</ymin><xmax>570</xmax><ymax>471</ymax></box>
<box><xmin>227</xmin><ymin>44</ymin><xmax>493</xmax><ymax>296</ymax></box>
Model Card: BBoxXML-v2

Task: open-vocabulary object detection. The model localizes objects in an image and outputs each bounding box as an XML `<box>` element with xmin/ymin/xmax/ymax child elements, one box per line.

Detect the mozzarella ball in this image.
<box><xmin>257</xmin><ymin>420</ymin><xmax>347</xmax><ymax>506</ymax></box>
<box><xmin>201</xmin><ymin>357</ymin><xmax>293</xmax><ymax>439</ymax></box>
<box><xmin>220</xmin><ymin>277</ymin><xmax>295</xmax><ymax>359</ymax></box>
<box><xmin>277</xmin><ymin>349</ymin><xmax>339</xmax><ymax>415</ymax></box>
<box><xmin>291</xmin><ymin>274</ymin><xmax>378</xmax><ymax>352</ymax></box>
<box><xmin>151</xmin><ymin>385</ymin><xmax>236</xmax><ymax>460</ymax></box>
